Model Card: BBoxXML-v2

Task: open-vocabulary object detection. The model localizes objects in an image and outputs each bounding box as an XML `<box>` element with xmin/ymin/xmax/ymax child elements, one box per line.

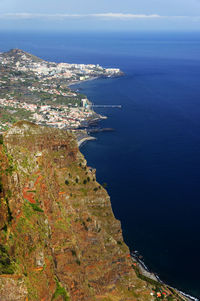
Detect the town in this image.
<box><xmin>0</xmin><ymin>48</ymin><xmax>122</xmax><ymax>133</ymax></box>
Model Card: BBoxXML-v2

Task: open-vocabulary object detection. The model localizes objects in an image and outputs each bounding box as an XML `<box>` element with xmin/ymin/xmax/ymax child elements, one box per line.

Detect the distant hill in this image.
<box><xmin>2</xmin><ymin>48</ymin><xmax>44</xmax><ymax>63</ymax></box>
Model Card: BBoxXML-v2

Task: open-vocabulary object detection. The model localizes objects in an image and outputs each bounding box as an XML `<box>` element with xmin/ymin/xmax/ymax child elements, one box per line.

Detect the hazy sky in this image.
<box><xmin>1</xmin><ymin>0</ymin><xmax>200</xmax><ymax>31</ymax></box>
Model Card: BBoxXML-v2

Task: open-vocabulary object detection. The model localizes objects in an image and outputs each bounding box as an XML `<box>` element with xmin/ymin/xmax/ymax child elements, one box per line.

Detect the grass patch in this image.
<box><xmin>52</xmin><ymin>278</ymin><xmax>70</xmax><ymax>301</ymax></box>
<box><xmin>23</xmin><ymin>203</ymin><xmax>33</xmax><ymax>219</ymax></box>
<box><xmin>29</xmin><ymin>203</ymin><xmax>44</xmax><ymax>213</ymax></box>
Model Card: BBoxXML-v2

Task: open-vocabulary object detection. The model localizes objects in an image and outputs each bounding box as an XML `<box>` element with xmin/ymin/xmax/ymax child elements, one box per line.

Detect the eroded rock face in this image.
<box><xmin>0</xmin><ymin>276</ymin><xmax>27</xmax><ymax>301</ymax></box>
<box><xmin>0</xmin><ymin>122</ymin><xmax>180</xmax><ymax>301</ymax></box>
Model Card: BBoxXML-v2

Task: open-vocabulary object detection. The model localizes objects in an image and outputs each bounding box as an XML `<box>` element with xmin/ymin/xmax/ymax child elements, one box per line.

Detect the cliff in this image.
<box><xmin>0</xmin><ymin>121</ymin><xmax>185</xmax><ymax>301</ymax></box>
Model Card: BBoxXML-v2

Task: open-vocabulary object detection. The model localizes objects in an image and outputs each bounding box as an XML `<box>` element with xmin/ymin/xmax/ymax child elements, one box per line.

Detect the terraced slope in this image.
<box><xmin>0</xmin><ymin>121</ymin><xmax>185</xmax><ymax>301</ymax></box>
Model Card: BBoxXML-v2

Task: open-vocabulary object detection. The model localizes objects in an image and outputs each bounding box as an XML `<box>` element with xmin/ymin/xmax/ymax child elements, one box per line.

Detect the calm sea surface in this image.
<box><xmin>1</xmin><ymin>31</ymin><xmax>200</xmax><ymax>298</ymax></box>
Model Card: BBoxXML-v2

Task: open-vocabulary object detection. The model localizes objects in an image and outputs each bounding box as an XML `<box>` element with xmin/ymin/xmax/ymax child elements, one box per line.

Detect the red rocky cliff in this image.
<box><xmin>0</xmin><ymin>121</ymin><xmax>183</xmax><ymax>301</ymax></box>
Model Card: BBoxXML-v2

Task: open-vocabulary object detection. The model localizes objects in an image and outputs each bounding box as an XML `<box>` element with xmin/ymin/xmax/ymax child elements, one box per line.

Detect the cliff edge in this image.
<box><xmin>0</xmin><ymin>121</ymin><xmax>185</xmax><ymax>301</ymax></box>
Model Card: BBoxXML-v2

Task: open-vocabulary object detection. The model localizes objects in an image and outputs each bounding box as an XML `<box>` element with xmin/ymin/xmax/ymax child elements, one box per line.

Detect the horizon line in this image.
<box><xmin>0</xmin><ymin>12</ymin><xmax>200</xmax><ymax>21</ymax></box>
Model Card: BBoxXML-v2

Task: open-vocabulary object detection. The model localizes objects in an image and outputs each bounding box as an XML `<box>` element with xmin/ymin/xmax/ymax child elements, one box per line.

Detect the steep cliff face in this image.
<box><xmin>0</xmin><ymin>122</ymin><xmax>183</xmax><ymax>301</ymax></box>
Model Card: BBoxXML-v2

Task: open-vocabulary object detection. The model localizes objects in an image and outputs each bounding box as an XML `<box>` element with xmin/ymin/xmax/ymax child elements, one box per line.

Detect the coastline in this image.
<box><xmin>68</xmin><ymin>76</ymin><xmax>99</xmax><ymax>88</ymax></box>
<box><xmin>68</xmin><ymin>72</ymin><xmax>124</xmax><ymax>88</ymax></box>
<box><xmin>78</xmin><ymin>135</ymin><xmax>96</xmax><ymax>147</ymax></box>
<box><xmin>68</xmin><ymin>76</ymin><xmax>109</xmax><ymax>146</ymax></box>
<box><xmin>131</xmin><ymin>252</ymin><xmax>199</xmax><ymax>301</ymax></box>
<box><xmin>71</xmin><ymin>76</ymin><xmax>200</xmax><ymax>301</ymax></box>
<box><xmin>67</xmin><ymin>68</ymin><xmax>199</xmax><ymax>301</ymax></box>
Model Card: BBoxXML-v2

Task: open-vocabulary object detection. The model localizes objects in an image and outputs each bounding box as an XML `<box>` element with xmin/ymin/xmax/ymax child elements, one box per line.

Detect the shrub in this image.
<box><xmin>0</xmin><ymin>244</ymin><xmax>15</xmax><ymax>274</ymax></box>
<box><xmin>30</xmin><ymin>203</ymin><xmax>44</xmax><ymax>213</ymax></box>
<box><xmin>82</xmin><ymin>221</ymin><xmax>88</xmax><ymax>231</ymax></box>
<box><xmin>71</xmin><ymin>250</ymin><xmax>76</xmax><ymax>256</ymax></box>
<box><xmin>0</xmin><ymin>177</ymin><xmax>3</xmax><ymax>193</ymax></box>
<box><xmin>52</xmin><ymin>278</ymin><xmax>70</xmax><ymax>301</ymax></box>
<box><xmin>76</xmin><ymin>259</ymin><xmax>81</xmax><ymax>265</ymax></box>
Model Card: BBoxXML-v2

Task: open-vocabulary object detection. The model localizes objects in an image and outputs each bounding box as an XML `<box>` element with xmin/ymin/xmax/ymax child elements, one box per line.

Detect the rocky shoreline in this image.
<box><xmin>68</xmin><ymin>72</ymin><xmax>124</xmax><ymax>88</ymax></box>
<box><xmin>70</xmin><ymin>75</ymin><xmax>200</xmax><ymax>301</ymax></box>
<box><xmin>131</xmin><ymin>251</ymin><xmax>199</xmax><ymax>301</ymax></box>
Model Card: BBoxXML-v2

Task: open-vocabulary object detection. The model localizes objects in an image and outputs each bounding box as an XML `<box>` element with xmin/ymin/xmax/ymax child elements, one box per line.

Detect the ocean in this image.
<box><xmin>0</xmin><ymin>31</ymin><xmax>200</xmax><ymax>298</ymax></box>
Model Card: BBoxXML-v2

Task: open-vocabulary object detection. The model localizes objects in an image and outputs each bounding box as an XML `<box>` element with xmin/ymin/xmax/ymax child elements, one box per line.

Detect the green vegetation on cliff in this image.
<box><xmin>0</xmin><ymin>122</ymin><xmax>186</xmax><ymax>301</ymax></box>
<box><xmin>52</xmin><ymin>278</ymin><xmax>70</xmax><ymax>301</ymax></box>
<box><xmin>0</xmin><ymin>245</ymin><xmax>15</xmax><ymax>274</ymax></box>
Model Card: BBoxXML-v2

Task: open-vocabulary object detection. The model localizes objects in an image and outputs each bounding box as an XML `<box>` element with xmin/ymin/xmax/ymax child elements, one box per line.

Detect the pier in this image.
<box><xmin>91</xmin><ymin>104</ymin><xmax>122</xmax><ymax>108</ymax></box>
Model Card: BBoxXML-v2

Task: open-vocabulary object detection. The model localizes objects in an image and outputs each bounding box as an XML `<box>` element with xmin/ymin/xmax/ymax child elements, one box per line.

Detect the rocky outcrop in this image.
<box><xmin>0</xmin><ymin>121</ymin><xmax>183</xmax><ymax>301</ymax></box>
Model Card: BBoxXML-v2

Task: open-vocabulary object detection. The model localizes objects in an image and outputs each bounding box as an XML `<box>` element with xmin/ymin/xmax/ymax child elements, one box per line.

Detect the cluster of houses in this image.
<box><xmin>0</xmin><ymin>97</ymin><xmax>94</xmax><ymax>131</ymax></box>
<box><xmin>0</xmin><ymin>49</ymin><xmax>121</xmax><ymax>81</ymax></box>
<box><xmin>0</xmin><ymin>49</ymin><xmax>121</xmax><ymax>133</ymax></box>
<box><xmin>28</xmin><ymin>85</ymin><xmax>77</xmax><ymax>97</ymax></box>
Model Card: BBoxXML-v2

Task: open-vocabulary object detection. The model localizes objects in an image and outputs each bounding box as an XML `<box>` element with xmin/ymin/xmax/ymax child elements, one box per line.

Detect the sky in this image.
<box><xmin>1</xmin><ymin>0</ymin><xmax>200</xmax><ymax>32</ymax></box>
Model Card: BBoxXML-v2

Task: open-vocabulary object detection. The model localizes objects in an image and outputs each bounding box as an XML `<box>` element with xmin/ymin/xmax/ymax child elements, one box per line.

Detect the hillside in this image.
<box><xmin>2</xmin><ymin>48</ymin><xmax>44</xmax><ymax>63</ymax></box>
<box><xmin>0</xmin><ymin>121</ymin><xmax>187</xmax><ymax>301</ymax></box>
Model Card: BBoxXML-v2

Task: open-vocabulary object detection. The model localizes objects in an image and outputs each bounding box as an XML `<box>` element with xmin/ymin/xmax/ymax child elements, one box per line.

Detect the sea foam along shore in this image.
<box><xmin>131</xmin><ymin>252</ymin><xmax>199</xmax><ymax>301</ymax></box>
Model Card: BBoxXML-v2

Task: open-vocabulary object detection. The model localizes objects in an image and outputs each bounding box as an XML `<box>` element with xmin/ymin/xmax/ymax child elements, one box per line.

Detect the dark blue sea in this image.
<box><xmin>1</xmin><ymin>31</ymin><xmax>200</xmax><ymax>298</ymax></box>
